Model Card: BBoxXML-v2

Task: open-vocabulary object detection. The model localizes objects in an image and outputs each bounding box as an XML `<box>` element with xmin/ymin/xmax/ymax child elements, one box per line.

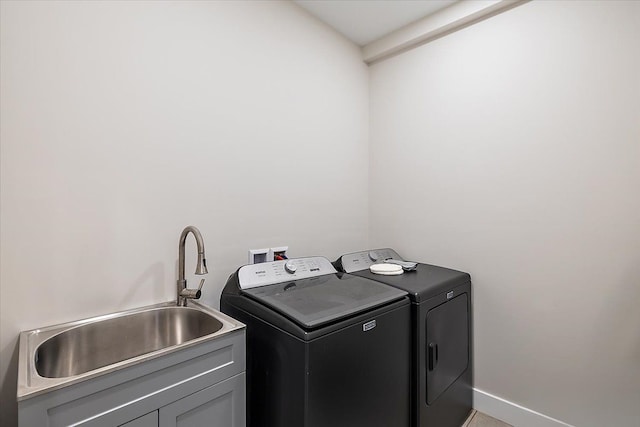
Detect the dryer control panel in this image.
<box><xmin>238</xmin><ymin>256</ymin><xmax>337</xmax><ymax>289</ymax></box>
<box><xmin>340</xmin><ymin>248</ymin><xmax>403</xmax><ymax>273</ymax></box>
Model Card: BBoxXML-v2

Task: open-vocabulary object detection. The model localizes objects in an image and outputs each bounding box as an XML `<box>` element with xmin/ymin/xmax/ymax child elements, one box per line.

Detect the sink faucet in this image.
<box><xmin>177</xmin><ymin>226</ymin><xmax>208</xmax><ymax>306</ymax></box>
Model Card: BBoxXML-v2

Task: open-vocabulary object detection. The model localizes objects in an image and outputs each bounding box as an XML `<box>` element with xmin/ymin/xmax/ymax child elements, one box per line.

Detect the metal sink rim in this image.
<box><xmin>17</xmin><ymin>301</ymin><xmax>244</xmax><ymax>401</ymax></box>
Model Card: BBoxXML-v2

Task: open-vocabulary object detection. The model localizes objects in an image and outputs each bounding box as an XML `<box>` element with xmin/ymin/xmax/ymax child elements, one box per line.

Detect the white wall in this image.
<box><xmin>0</xmin><ymin>1</ymin><xmax>369</xmax><ymax>425</ymax></box>
<box><xmin>3</xmin><ymin>1</ymin><xmax>639</xmax><ymax>426</ymax></box>
<box><xmin>369</xmin><ymin>1</ymin><xmax>639</xmax><ymax>426</ymax></box>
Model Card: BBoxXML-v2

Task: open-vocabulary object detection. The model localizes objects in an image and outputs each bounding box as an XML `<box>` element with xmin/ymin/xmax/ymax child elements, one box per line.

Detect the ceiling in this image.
<box><xmin>294</xmin><ymin>0</ymin><xmax>459</xmax><ymax>46</ymax></box>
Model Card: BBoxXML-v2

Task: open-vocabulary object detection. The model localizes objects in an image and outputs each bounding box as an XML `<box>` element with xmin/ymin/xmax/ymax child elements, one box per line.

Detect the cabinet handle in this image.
<box><xmin>428</xmin><ymin>343</ymin><xmax>438</xmax><ymax>371</ymax></box>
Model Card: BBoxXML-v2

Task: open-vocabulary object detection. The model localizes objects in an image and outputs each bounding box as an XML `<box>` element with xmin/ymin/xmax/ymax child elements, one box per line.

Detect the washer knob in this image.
<box><xmin>368</xmin><ymin>251</ymin><xmax>379</xmax><ymax>262</ymax></box>
<box><xmin>284</xmin><ymin>261</ymin><xmax>297</xmax><ymax>274</ymax></box>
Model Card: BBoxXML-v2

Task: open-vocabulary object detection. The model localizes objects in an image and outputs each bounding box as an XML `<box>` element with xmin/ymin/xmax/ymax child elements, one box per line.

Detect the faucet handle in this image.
<box><xmin>180</xmin><ymin>278</ymin><xmax>205</xmax><ymax>300</ymax></box>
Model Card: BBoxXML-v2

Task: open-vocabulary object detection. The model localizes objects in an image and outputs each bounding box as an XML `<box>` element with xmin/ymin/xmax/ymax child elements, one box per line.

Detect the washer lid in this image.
<box><xmin>242</xmin><ymin>273</ymin><xmax>407</xmax><ymax>329</ymax></box>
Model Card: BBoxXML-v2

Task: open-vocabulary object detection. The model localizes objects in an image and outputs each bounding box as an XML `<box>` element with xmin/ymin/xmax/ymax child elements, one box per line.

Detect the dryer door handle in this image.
<box><xmin>428</xmin><ymin>342</ymin><xmax>439</xmax><ymax>371</ymax></box>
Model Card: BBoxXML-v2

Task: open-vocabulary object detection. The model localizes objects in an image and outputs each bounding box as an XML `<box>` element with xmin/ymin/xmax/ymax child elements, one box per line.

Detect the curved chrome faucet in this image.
<box><xmin>177</xmin><ymin>226</ymin><xmax>208</xmax><ymax>306</ymax></box>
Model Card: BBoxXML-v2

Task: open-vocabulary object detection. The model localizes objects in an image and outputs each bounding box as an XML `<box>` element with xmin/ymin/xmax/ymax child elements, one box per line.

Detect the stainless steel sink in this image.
<box><xmin>36</xmin><ymin>307</ymin><xmax>223</xmax><ymax>378</ymax></box>
<box><xmin>18</xmin><ymin>302</ymin><xmax>244</xmax><ymax>400</ymax></box>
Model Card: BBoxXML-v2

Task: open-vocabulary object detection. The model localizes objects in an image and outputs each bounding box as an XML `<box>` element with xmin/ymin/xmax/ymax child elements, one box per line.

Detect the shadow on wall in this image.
<box><xmin>1</xmin><ymin>341</ymin><xmax>19</xmax><ymax>427</ymax></box>
<box><xmin>118</xmin><ymin>262</ymin><xmax>166</xmax><ymax>307</ymax></box>
<box><xmin>600</xmin><ymin>268</ymin><xmax>640</xmax><ymax>368</ymax></box>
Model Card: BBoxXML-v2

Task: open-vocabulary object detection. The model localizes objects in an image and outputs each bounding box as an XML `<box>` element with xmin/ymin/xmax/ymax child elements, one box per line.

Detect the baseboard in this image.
<box><xmin>473</xmin><ymin>389</ymin><xmax>575</xmax><ymax>427</ymax></box>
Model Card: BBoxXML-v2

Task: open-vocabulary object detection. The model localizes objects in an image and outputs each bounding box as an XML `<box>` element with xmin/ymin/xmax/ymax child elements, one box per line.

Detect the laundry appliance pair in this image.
<box><xmin>220</xmin><ymin>249</ymin><xmax>472</xmax><ymax>427</ymax></box>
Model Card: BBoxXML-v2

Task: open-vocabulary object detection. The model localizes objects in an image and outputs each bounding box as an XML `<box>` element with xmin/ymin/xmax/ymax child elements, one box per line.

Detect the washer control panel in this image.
<box><xmin>284</xmin><ymin>261</ymin><xmax>297</xmax><ymax>274</ymax></box>
<box><xmin>340</xmin><ymin>248</ymin><xmax>403</xmax><ymax>273</ymax></box>
<box><xmin>238</xmin><ymin>256</ymin><xmax>337</xmax><ymax>289</ymax></box>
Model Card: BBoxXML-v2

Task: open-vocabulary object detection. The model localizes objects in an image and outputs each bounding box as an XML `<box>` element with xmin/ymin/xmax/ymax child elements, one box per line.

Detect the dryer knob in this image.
<box><xmin>284</xmin><ymin>261</ymin><xmax>297</xmax><ymax>274</ymax></box>
<box><xmin>368</xmin><ymin>251</ymin><xmax>379</xmax><ymax>262</ymax></box>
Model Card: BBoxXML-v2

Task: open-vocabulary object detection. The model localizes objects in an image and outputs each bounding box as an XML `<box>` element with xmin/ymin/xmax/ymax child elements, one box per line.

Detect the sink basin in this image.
<box><xmin>36</xmin><ymin>307</ymin><xmax>223</xmax><ymax>378</ymax></box>
<box><xmin>18</xmin><ymin>302</ymin><xmax>244</xmax><ymax>400</ymax></box>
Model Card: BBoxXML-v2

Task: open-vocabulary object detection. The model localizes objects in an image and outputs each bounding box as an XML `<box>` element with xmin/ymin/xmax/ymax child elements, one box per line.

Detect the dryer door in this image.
<box><xmin>425</xmin><ymin>293</ymin><xmax>469</xmax><ymax>404</ymax></box>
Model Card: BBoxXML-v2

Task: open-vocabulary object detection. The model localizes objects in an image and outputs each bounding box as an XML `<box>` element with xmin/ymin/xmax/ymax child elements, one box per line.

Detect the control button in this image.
<box><xmin>368</xmin><ymin>251</ymin><xmax>379</xmax><ymax>262</ymax></box>
<box><xmin>284</xmin><ymin>261</ymin><xmax>297</xmax><ymax>274</ymax></box>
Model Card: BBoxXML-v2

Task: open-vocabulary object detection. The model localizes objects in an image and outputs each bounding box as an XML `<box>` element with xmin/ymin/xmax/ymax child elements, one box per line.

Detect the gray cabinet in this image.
<box><xmin>19</xmin><ymin>329</ymin><xmax>245</xmax><ymax>427</ymax></box>
<box><xmin>159</xmin><ymin>374</ymin><xmax>245</xmax><ymax>427</ymax></box>
<box><xmin>121</xmin><ymin>411</ymin><xmax>158</xmax><ymax>427</ymax></box>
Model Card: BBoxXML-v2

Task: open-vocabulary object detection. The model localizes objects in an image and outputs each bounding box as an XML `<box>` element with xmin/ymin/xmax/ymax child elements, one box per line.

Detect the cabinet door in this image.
<box><xmin>425</xmin><ymin>293</ymin><xmax>469</xmax><ymax>404</ymax></box>
<box><xmin>120</xmin><ymin>411</ymin><xmax>158</xmax><ymax>427</ymax></box>
<box><xmin>159</xmin><ymin>373</ymin><xmax>245</xmax><ymax>427</ymax></box>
